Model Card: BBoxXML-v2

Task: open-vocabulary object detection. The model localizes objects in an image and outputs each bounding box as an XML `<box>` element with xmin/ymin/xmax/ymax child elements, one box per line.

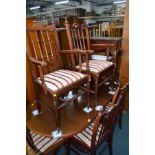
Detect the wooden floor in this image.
<box><xmin>26</xmin><ymin>82</ymin><xmax>120</xmax><ymax>155</ymax></box>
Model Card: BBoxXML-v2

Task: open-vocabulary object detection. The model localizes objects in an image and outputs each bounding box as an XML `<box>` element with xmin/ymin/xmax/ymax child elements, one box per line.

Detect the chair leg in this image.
<box><xmin>72</xmin><ymin>90</ymin><xmax>78</xmax><ymax>104</ymax></box>
<box><xmin>119</xmin><ymin>111</ymin><xmax>122</xmax><ymax>129</ymax></box>
<box><xmin>53</xmin><ymin>96</ymin><xmax>61</xmax><ymax>131</ymax></box>
<box><xmin>86</xmin><ymin>80</ymin><xmax>90</xmax><ymax>108</ymax></box>
<box><xmin>108</xmin><ymin>137</ymin><xmax>113</xmax><ymax>155</ymax></box>
<box><xmin>90</xmin><ymin>151</ymin><xmax>96</xmax><ymax>155</ymax></box>
<box><xmin>35</xmin><ymin>100</ymin><xmax>41</xmax><ymax>113</ymax></box>
<box><xmin>66</xmin><ymin>140</ymin><xmax>70</xmax><ymax>155</ymax></box>
<box><xmin>95</xmin><ymin>75</ymin><xmax>99</xmax><ymax>106</ymax></box>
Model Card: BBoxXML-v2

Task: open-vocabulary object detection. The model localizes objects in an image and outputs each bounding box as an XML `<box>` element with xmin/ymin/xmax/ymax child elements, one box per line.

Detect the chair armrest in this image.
<box><xmin>61</xmin><ymin>49</ymin><xmax>94</xmax><ymax>54</ymax></box>
<box><xmin>29</xmin><ymin>57</ymin><xmax>47</xmax><ymax>66</ymax></box>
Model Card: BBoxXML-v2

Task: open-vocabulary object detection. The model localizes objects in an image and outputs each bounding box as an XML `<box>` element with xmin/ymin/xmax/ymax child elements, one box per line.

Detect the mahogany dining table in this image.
<box><xmin>27</xmin><ymin>94</ymin><xmax>112</xmax><ymax>139</ymax></box>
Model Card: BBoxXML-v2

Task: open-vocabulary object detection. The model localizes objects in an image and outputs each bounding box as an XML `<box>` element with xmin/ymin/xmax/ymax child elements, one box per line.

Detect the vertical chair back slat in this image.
<box><xmin>71</xmin><ymin>29</ymin><xmax>76</xmax><ymax>49</ymax></box>
<box><xmin>74</xmin><ymin>27</ymin><xmax>80</xmax><ymax>49</ymax></box>
<box><xmin>77</xmin><ymin>28</ymin><xmax>82</xmax><ymax>49</ymax></box>
<box><xmin>45</xmin><ymin>30</ymin><xmax>56</xmax><ymax>71</ymax></box>
<box><xmin>81</xmin><ymin>27</ymin><xmax>86</xmax><ymax>50</ymax></box>
<box><xmin>34</xmin><ymin>31</ymin><xmax>44</xmax><ymax>60</ymax></box>
<box><xmin>28</xmin><ymin>30</ymin><xmax>38</xmax><ymax>60</ymax></box>
<box><xmin>40</xmin><ymin>30</ymin><xmax>49</xmax><ymax>61</ymax></box>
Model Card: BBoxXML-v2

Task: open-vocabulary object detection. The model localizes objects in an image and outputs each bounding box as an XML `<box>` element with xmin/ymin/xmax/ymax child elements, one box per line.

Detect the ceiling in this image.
<box><xmin>26</xmin><ymin>0</ymin><xmax>124</xmax><ymax>17</ymax></box>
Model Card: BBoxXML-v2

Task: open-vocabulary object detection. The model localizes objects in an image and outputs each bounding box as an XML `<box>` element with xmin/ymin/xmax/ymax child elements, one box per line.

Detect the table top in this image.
<box><xmin>27</xmin><ymin>85</ymin><xmax>113</xmax><ymax>139</ymax></box>
<box><xmin>90</xmin><ymin>37</ymin><xmax>122</xmax><ymax>41</ymax></box>
<box><xmin>27</xmin><ymin>100</ymin><xmax>97</xmax><ymax>138</ymax></box>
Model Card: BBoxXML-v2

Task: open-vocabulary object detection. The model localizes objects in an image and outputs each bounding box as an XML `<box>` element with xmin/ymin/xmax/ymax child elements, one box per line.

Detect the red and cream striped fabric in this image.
<box><xmin>73</xmin><ymin>121</ymin><xmax>103</xmax><ymax>147</ymax></box>
<box><xmin>36</xmin><ymin>69</ymin><xmax>86</xmax><ymax>92</ymax></box>
<box><xmin>30</xmin><ymin>131</ymin><xmax>62</xmax><ymax>153</ymax></box>
<box><xmin>76</xmin><ymin>60</ymin><xmax>113</xmax><ymax>74</ymax></box>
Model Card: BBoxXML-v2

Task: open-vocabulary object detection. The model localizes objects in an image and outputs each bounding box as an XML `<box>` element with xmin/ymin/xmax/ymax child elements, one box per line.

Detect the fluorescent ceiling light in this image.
<box><xmin>30</xmin><ymin>6</ymin><xmax>40</xmax><ymax>10</ymax></box>
<box><xmin>113</xmin><ymin>1</ymin><xmax>126</xmax><ymax>4</ymax></box>
<box><xmin>55</xmin><ymin>0</ymin><xmax>69</xmax><ymax>5</ymax></box>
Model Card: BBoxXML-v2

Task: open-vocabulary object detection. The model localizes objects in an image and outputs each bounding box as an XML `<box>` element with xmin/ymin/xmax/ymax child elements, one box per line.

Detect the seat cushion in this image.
<box><xmin>76</xmin><ymin>60</ymin><xmax>113</xmax><ymax>74</ymax></box>
<box><xmin>30</xmin><ymin>131</ymin><xmax>62</xmax><ymax>153</ymax></box>
<box><xmin>35</xmin><ymin>69</ymin><xmax>86</xmax><ymax>93</ymax></box>
<box><xmin>73</xmin><ymin>122</ymin><xmax>103</xmax><ymax>148</ymax></box>
<box><xmin>91</xmin><ymin>54</ymin><xmax>112</xmax><ymax>61</ymax></box>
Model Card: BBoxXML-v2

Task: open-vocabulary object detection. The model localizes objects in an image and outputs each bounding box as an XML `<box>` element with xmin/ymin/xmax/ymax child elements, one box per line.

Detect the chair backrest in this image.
<box><xmin>65</xmin><ymin>18</ymin><xmax>90</xmax><ymax>50</ymax></box>
<box><xmin>111</xmin><ymin>83</ymin><xmax>129</xmax><ymax>111</ymax></box>
<box><xmin>111</xmin><ymin>86</ymin><xmax>121</xmax><ymax>106</ymax></box>
<box><xmin>91</xmin><ymin>102</ymin><xmax>119</xmax><ymax>150</ymax></box>
<box><xmin>119</xmin><ymin>83</ymin><xmax>129</xmax><ymax>109</ymax></box>
<box><xmin>65</xmin><ymin>18</ymin><xmax>91</xmax><ymax>66</ymax></box>
<box><xmin>26</xmin><ymin>24</ymin><xmax>63</xmax><ymax>80</ymax></box>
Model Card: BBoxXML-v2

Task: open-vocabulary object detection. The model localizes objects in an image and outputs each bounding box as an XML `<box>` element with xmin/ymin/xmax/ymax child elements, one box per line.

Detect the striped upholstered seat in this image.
<box><xmin>72</xmin><ymin>122</ymin><xmax>103</xmax><ymax>148</ymax></box>
<box><xmin>36</xmin><ymin>69</ymin><xmax>86</xmax><ymax>93</ymax></box>
<box><xmin>30</xmin><ymin>130</ymin><xmax>63</xmax><ymax>153</ymax></box>
<box><xmin>76</xmin><ymin>60</ymin><xmax>113</xmax><ymax>74</ymax></box>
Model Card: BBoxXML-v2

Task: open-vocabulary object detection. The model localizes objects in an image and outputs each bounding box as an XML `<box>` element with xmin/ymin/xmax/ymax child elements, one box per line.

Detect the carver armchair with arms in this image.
<box><xmin>65</xmin><ymin>18</ymin><xmax>116</xmax><ymax>105</ymax></box>
<box><xmin>26</xmin><ymin>24</ymin><xmax>91</xmax><ymax>133</ymax></box>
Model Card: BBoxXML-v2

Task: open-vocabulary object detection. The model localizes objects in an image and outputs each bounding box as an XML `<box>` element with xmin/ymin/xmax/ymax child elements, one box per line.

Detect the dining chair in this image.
<box><xmin>64</xmin><ymin>18</ymin><xmax>116</xmax><ymax>105</ymax></box>
<box><xmin>26</xmin><ymin>127</ymin><xmax>65</xmax><ymax>155</ymax></box>
<box><xmin>105</xmin><ymin>83</ymin><xmax>129</xmax><ymax>129</ymax></box>
<box><xmin>26</xmin><ymin>24</ymin><xmax>91</xmax><ymax>133</ymax></box>
<box><xmin>66</xmin><ymin>94</ymin><xmax>121</xmax><ymax>155</ymax></box>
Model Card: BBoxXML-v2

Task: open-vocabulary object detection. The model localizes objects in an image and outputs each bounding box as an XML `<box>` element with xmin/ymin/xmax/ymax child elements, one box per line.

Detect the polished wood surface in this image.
<box><xmin>90</xmin><ymin>37</ymin><xmax>122</xmax><ymax>51</ymax></box>
<box><xmin>27</xmin><ymin>99</ymin><xmax>96</xmax><ymax>138</ymax></box>
<box><xmin>27</xmin><ymin>84</ymin><xmax>113</xmax><ymax>139</ymax></box>
<box><xmin>90</xmin><ymin>37</ymin><xmax>122</xmax><ymax>63</ymax></box>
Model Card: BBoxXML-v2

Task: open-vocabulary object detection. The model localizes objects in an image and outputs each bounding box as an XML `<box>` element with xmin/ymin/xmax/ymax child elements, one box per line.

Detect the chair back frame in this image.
<box><xmin>91</xmin><ymin>101</ymin><xmax>120</xmax><ymax>153</ymax></box>
<box><xmin>65</xmin><ymin>18</ymin><xmax>91</xmax><ymax>67</ymax></box>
